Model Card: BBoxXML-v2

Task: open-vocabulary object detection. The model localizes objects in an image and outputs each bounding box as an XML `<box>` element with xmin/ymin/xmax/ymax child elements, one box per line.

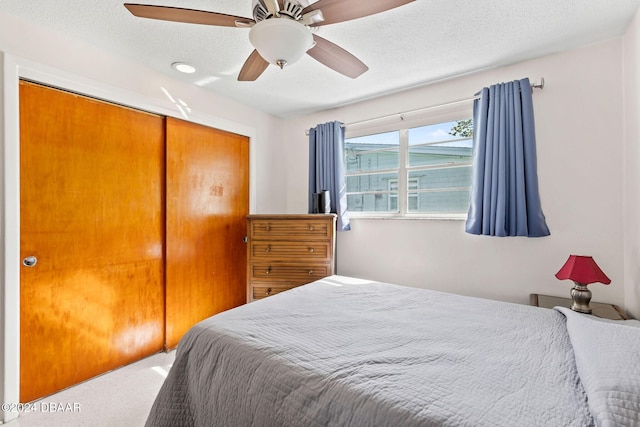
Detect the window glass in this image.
<box><xmin>346</xmin><ymin>172</ymin><xmax>399</xmax><ymax>193</ymax></box>
<box><xmin>408</xmin><ymin>167</ymin><xmax>472</xmax><ymax>190</ymax></box>
<box><xmin>408</xmin><ymin>190</ymin><xmax>472</xmax><ymax>213</ymax></box>
<box><xmin>408</xmin><ymin>122</ymin><xmax>472</xmax><ymax>167</ymax></box>
<box><xmin>346</xmin><ymin>193</ymin><xmax>399</xmax><ymax>213</ymax></box>
<box><xmin>345</xmin><ymin>172</ymin><xmax>399</xmax><ymax>213</ymax></box>
<box><xmin>345</xmin><ymin>131</ymin><xmax>399</xmax><ymax>173</ymax></box>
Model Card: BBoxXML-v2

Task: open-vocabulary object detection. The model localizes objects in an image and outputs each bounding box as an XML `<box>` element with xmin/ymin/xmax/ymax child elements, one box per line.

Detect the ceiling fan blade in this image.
<box><xmin>124</xmin><ymin>4</ymin><xmax>253</xmax><ymax>27</ymax></box>
<box><xmin>302</xmin><ymin>0</ymin><xmax>415</xmax><ymax>26</ymax></box>
<box><xmin>307</xmin><ymin>35</ymin><xmax>368</xmax><ymax>79</ymax></box>
<box><xmin>238</xmin><ymin>50</ymin><xmax>270</xmax><ymax>81</ymax></box>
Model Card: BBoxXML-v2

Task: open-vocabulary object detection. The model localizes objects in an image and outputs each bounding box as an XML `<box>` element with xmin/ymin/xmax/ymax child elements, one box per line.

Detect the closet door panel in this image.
<box><xmin>165</xmin><ymin>117</ymin><xmax>249</xmax><ymax>348</ymax></box>
<box><xmin>19</xmin><ymin>82</ymin><xmax>166</xmax><ymax>402</ymax></box>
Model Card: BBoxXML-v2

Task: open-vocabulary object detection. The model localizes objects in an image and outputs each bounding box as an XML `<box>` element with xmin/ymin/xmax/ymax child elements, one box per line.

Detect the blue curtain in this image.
<box><xmin>308</xmin><ymin>121</ymin><xmax>350</xmax><ymax>231</ymax></box>
<box><xmin>465</xmin><ymin>78</ymin><xmax>550</xmax><ymax>237</ymax></box>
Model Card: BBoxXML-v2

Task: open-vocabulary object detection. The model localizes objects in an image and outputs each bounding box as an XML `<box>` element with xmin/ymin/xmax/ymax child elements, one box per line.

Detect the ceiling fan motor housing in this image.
<box><xmin>280</xmin><ymin>1</ymin><xmax>304</xmax><ymax>20</ymax></box>
<box><xmin>253</xmin><ymin>0</ymin><xmax>304</xmax><ymax>22</ymax></box>
<box><xmin>253</xmin><ymin>3</ymin><xmax>271</xmax><ymax>21</ymax></box>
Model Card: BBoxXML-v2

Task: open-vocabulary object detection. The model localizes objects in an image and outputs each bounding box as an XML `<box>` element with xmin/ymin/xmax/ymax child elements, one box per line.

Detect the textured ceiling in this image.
<box><xmin>1</xmin><ymin>0</ymin><xmax>639</xmax><ymax>118</ymax></box>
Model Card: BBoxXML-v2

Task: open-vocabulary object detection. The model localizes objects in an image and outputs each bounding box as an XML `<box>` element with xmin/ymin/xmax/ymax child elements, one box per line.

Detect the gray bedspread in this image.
<box><xmin>145</xmin><ymin>275</ymin><xmax>640</xmax><ymax>427</ymax></box>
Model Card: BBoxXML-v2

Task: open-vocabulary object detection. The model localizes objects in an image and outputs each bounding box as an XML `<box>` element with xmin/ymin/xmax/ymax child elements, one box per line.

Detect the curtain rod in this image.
<box><xmin>305</xmin><ymin>77</ymin><xmax>545</xmax><ymax>135</ymax></box>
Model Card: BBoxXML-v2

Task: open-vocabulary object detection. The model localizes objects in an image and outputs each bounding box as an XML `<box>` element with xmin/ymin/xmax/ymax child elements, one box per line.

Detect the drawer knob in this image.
<box><xmin>308</xmin><ymin>270</ymin><xmax>314</xmax><ymax>275</ymax></box>
<box><xmin>265</xmin><ymin>245</ymin><xmax>271</xmax><ymax>253</ymax></box>
<box><xmin>309</xmin><ymin>248</ymin><xmax>314</xmax><ymax>253</ymax></box>
<box><xmin>266</xmin><ymin>266</ymin><xmax>271</xmax><ymax>274</ymax></box>
<box><xmin>309</xmin><ymin>225</ymin><xmax>314</xmax><ymax>231</ymax></box>
<box><xmin>266</xmin><ymin>287</ymin><xmax>272</xmax><ymax>296</ymax></box>
<box><xmin>266</xmin><ymin>225</ymin><xmax>271</xmax><ymax>231</ymax></box>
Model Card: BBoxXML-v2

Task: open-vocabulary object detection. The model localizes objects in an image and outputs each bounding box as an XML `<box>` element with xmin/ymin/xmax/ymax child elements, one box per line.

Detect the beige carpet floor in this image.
<box><xmin>7</xmin><ymin>350</ymin><xmax>175</xmax><ymax>427</ymax></box>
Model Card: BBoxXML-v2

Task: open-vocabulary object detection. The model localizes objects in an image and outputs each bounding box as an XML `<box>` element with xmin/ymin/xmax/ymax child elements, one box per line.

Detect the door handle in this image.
<box><xmin>23</xmin><ymin>256</ymin><xmax>37</xmax><ymax>267</ymax></box>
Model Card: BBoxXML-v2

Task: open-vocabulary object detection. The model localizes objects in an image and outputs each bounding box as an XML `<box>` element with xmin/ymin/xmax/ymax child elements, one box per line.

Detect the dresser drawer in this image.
<box><xmin>249</xmin><ymin>241</ymin><xmax>331</xmax><ymax>260</ymax></box>
<box><xmin>252</xmin><ymin>284</ymin><xmax>298</xmax><ymax>300</ymax></box>
<box><xmin>249</xmin><ymin>218</ymin><xmax>333</xmax><ymax>240</ymax></box>
<box><xmin>250</xmin><ymin>262</ymin><xmax>331</xmax><ymax>282</ymax></box>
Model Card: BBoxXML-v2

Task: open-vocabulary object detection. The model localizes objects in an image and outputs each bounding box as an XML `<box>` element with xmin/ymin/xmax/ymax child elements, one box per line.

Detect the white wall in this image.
<box><xmin>624</xmin><ymin>9</ymin><xmax>640</xmax><ymax>320</ymax></box>
<box><xmin>0</xmin><ymin>11</ymin><xmax>286</xmax><ymax>421</ymax></box>
<box><xmin>282</xmin><ymin>40</ymin><xmax>629</xmax><ymax>313</ymax></box>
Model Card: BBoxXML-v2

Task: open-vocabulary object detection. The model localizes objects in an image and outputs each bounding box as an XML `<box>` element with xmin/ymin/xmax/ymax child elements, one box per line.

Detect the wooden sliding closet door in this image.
<box><xmin>165</xmin><ymin>117</ymin><xmax>249</xmax><ymax>348</ymax></box>
<box><xmin>19</xmin><ymin>81</ymin><xmax>166</xmax><ymax>402</ymax></box>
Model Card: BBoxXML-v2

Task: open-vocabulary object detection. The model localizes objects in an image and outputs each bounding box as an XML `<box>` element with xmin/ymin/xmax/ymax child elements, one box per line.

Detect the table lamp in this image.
<box><xmin>555</xmin><ymin>255</ymin><xmax>610</xmax><ymax>314</ymax></box>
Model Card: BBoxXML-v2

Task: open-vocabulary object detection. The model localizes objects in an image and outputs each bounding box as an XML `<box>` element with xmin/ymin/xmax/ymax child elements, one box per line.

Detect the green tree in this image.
<box><xmin>449</xmin><ymin>119</ymin><xmax>473</xmax><ymax>138</ymax></box>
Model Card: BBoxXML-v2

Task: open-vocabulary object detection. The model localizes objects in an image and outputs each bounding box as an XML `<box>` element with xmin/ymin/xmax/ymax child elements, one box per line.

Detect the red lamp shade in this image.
<box><xmin>555</xmin><ymin>255</ymin><xmax>611</xmax><ymax>285</ymax></box>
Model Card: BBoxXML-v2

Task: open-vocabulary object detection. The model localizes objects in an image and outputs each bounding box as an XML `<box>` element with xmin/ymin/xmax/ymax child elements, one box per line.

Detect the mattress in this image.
<box><xmin>145</xmin><ymin>275</ymin><xmax>640</xmax><ymax>426</ymax></box>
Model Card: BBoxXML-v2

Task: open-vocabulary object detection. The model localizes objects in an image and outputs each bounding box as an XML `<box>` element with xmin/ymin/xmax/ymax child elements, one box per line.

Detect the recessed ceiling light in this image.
<box><xmin>172</xmin><ymin>62</ymin><xmax>196</xmax><ymax>74</ymax></box>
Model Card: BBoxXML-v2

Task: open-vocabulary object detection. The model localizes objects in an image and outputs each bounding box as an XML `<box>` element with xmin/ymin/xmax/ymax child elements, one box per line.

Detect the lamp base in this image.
<box><xmin>570</xmin><ymin>283</ymin><xmax>592</xmax><ymax>314</ymax></box>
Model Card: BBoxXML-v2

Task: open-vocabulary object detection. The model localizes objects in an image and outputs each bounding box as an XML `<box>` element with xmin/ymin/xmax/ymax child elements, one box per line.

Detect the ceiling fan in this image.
<box><xmin>124</xmin><ymin>0</ymin><xmax>415</xmax><ymax>81</ymax></box>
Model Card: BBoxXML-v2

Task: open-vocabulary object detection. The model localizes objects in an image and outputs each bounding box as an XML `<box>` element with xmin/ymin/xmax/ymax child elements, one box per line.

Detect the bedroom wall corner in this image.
<box><xmin>250</xmin><ymin>116</ymin><xmax>289</xmax><ymax>214</ymax></box>
<box><xmin>623</xmin><ymin>7</ymin><xmax>640</xmax><ymax>320</ymax></box>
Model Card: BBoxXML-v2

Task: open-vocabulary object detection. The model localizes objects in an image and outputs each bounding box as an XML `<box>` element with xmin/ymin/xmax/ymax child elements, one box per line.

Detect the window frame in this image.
<box><xmin>344</xmin><ymin>103</ymin><xmax>473</xmax><ymax>220</ymax></box>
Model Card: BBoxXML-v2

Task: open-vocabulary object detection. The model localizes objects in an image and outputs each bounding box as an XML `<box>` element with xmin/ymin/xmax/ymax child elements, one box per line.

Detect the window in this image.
<box><xmin>345</xmin><ymin>119</ymin><xmax>473</xmax><ymax>217</ymax></box>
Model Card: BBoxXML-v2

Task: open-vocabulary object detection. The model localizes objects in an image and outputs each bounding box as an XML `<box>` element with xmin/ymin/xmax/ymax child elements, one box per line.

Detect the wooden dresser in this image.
<box><xmin>246</xmin><ymin>214</ymin><xmax>337</xmax><ymax>301</ymax></box>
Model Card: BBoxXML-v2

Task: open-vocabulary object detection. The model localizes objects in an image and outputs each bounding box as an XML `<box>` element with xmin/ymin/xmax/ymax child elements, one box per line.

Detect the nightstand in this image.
<box><xmin>529</xmin><ymin>294</ymin><xmax>628</xmax><ymax>320</ymax></box>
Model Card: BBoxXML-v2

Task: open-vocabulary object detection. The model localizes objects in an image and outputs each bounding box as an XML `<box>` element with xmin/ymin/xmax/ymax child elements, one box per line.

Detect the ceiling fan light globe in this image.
<box><xmin>249</xmin><ymin>18</ymin><xmax>313</xmax><ymax>67</ymax></box>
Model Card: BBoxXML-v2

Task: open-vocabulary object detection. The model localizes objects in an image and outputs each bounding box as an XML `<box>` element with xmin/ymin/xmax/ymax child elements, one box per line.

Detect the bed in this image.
<box><xmin>145</xmin><ymin>275</ymin><xmax>640</xmax><ymax>427</ymax></box>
